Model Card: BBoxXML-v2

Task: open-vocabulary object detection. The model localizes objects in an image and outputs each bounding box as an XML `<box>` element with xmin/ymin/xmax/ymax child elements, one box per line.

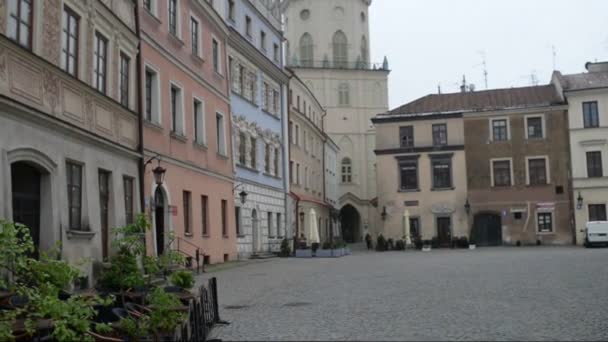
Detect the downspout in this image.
<box><xmin>134</xmin><ymin>2</ymin><xmax>145</xmax><ymax>213</ymax></box>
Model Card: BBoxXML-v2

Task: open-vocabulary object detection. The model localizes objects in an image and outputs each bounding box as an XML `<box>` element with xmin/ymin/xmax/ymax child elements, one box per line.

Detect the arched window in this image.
<box><xmin>361</xmin><ymin>36</ymin><xmax>368</xmax><ymax>64</ymax></box>
<box><xmin>341</xmin><ymin>158</ymin><xmax>352</xmax><ymax>183</ymax></box>
<box><xmin>332</xmin><ymin>31</ymin><xmax>348</xmax><ymax>68</ymax></box>
<box><xmin>238</xmin><ymin>132</ymin><xmax>247</xmax><ymax>165</ymax></box>
<box><xmin>299</xmin><ymin>33</ymin><xmax>314</xmax><ymax>67</ymax></box>
<box><xmin>338</xmin><ymin>83</ymin><xmax>350</xmax><ymax>106</ymax></box>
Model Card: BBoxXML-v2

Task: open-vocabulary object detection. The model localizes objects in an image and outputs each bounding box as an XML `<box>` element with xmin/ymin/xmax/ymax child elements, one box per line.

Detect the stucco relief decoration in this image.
<box><xmin>0</xmin><ymin>49</ymin><xmax>7</xmax><ymax>80</ymax></box>
<box><xmin>115</xmin><ymin>0</ymin><xmax>135</xmax><ymax>30</ymax></box>
<box><xmin>0</xmin><ymin>0</ymin><xmax>5</xmax><ymax>35</ymax></box>
<box><xmin>43</xmin><ymin>0</ymin><xmax>62</xmax><ymax>65</ymax></box>
<box><xmin>84</xmin><ymin>93</ymin><xmax>94</xmax><ymax>127</ymax></box>
<box><xmin>113</xmin><ymin>113</ymin><xmax>121</xmax><ymax>139</ymax></box>
<box><xmin>42</xmin><ymin>69</ymin><xmax>60</xmax><ymax>114</ymax></box>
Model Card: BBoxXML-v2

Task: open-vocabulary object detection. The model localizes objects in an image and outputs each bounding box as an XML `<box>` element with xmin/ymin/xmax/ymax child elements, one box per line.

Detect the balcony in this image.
<box><xmin>0</xmin><ymin>36</ymin><xmax>138</xmax><ymax>150</ymax></box>
<box><xmin>287</xmin><ymin>59</ymin><xmax>390</xmax><ymax>71</ymax></box>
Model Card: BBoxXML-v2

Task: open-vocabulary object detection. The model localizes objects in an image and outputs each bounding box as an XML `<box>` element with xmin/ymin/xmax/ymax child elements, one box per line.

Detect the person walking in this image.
<box><xmin>365</xmin><ymin>233</ymin><xmax>372</xmax><ymax>250</ymax></box>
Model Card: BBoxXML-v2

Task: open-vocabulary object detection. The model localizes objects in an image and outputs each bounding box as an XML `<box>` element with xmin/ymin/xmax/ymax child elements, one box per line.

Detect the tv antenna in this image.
<box><xmin>521</xmin><ymin>70</ymin><xmax>539</xmax><ymax>86</ymax></box>
<box><xmin>552</xmin><ymin>45</ymin><xmax>557</xmax><ymax>70</ymax></box>
<box><xmin>474</xmin><ymin>51</ymin><xmax>488</xmax><ymax>89</ymax></box>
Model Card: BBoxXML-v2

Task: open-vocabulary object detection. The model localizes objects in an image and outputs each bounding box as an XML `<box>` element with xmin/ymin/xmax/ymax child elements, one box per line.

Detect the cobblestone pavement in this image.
<box><xmin>205</xmin><ymin>246</ymin><xmax>608</xmax><ymax>341</ymax></box>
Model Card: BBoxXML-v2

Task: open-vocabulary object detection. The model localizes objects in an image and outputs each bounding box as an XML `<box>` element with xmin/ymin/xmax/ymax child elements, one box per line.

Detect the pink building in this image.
<box><xmin>139</xmin><ymin>0</ymin><xmax>236</xmax><ymax>264</ymax></box>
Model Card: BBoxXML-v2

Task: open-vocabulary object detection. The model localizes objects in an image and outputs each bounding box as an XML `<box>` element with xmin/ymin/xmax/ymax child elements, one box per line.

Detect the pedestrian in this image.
<box><xmin>365</xmin><ymin>233</ymin><xmax>372</xmax><ymax>250</ymax></box>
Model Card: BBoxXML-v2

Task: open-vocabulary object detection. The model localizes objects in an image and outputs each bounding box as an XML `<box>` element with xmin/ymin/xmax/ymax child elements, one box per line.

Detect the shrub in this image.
<box><xmin>457</xmin><ymin>237</ymin><xmax>469</xmax><ymax>248</ymax></box>
<box><xmin>311</xmin><ymin>243</ymin><xmax>320</xmax><ymax>253</ymax></box>
<box><xmin>170</xmin><ymin>270</ymin><xmax>194</xmax><ymax>289</ymax></box>
<box><xmin>280</xmin><ymin>238</ymin><xmax>291</xmax><ymax>257</ymax></box>
<box><xmin>414</xmin><ymin>236</ymin><xmax>423</xmax><ymax>250</ymax></box>
<box><xmin>322</xmin><ymin>242</ymin><xmax>332</xmax><ymax>250</ymax></box>
<box><xmin>516</xmin><ymin>240</ymin><xmax>521</xmax><ymax>247</ymax></box>
<box><xmin>376</xmin><ymin>235</ymin><xmax>387</xmax><ymax>251</ymax></box>
<box><xmin>395</xmin><ymin>239</ymin><xmax>405</xmax><ymax>251</ymax></box>
<box><xmin>387</xmin><ymin>238</ymin><xmax>394</xmax><ymax>250</ymax></box>
<box><xmin>431</xmin><ymin>237</ymin><xmax>439</xmax><ymax>249</ymax></box>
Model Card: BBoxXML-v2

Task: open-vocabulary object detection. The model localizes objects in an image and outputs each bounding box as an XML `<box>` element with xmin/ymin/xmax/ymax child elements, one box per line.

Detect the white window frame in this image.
<box><xmin>192</xmin><ymin>96</ymin><xmax>206</xmax><ymax>145</ymax></box>
<box><xmin>143</xmin><ymin>0</ymin><xmax>159</xmax><ymax>17</ymax></box>
<box><xmin>118</xmin><ymin>49</ymin><xmax>135</xmax><ymax>109</ymax></box>
<box><xmin>189</xmin><ymin>13</ymin><xmax>202</xmax><ymax>57</ymax></box>
<box><xmin>489</xmin><ymin>117</ymin><xmax>511</xmax><ymax>142</ymax></box>
<box><xmin>212</xmin><ymin>35</ymin><xmax>222</xmax><ymax>75</ymax></box>
<box><xmin>525</xmin><ymin>155</ymin><xmax>550</xmax><ymax>185</ymax></box>
<box><xmin>524</xmin><ymin>114</ymin><xmax>546</xmax><ymax>140</ymax></box>
<box><xmin>144</xmin><ymin>63</ymin><xmax>162</xmax><ymax>124</ymax></box>
<box><xmin>536</xmin><ymin>209</ymin><xmax>554</xmax><ymax>235</ymax></box>
<box><xmin>168</xmin><ymin>0</ymin><xmax>181</xmax><ymax>38</ymax></box>
<box><xmin>490</xmin><ymin>158</ymin><xmax>514</xmax><ymax>187</ymax></box>
<box><xmin>169</xmin><ymin>81</ymin><xmax>185</xmax><ymax>136</ymax></box>
<box><xmin>216</xmin><ymin>112</ymin><xmax>227</xmax><ymax>156</ymax></box>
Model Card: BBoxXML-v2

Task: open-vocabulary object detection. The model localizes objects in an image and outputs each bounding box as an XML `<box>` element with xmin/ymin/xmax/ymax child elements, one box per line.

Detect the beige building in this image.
<box><xmin>553</xmin><ymin>62</ymin><xmax>608</xmax><ymax>245</ymax></box>
<box><xmin>282</xmin><ymin>0</ymin><xmax>389</xmax><ymax>242</ymax></box>
<box><xmin>373</xmin><ymin>105</ymin><xmax>469</xmax><ymax>246</ymax></box>
<box><xmin>287</xmin><ymin>71</ymin><xmax>332</xmax><ymax>243</ymax></box>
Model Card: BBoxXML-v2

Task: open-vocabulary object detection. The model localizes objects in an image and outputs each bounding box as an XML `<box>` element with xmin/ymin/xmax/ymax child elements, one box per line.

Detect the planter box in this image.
<box><xmin>422</xmin><ymin>246</ymin><xmax>432</xmax><ymax>252</ymax></box>
<box><xmin>295</xmin><ymin>249</ymin><xmax>313</xmax><ymax>258</ymax></box>
<box><xmin>316</xmin><ymin>249</ymin><xmax>333</xmax><ymax>258</ymax></box>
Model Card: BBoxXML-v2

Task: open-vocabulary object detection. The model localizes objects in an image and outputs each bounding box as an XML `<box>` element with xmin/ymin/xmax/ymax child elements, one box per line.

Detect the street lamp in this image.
<box><xmin>464</xmin><ymin>198</ymin><xmax>471</xmax><ymax>215</ymax></box>
<box><xmin>238</xmin><ymin>190</ymin><xmax>248</xmax><ymax>205</ymax></box>
<box><xmin>576</xmin><ymin>192</ymin><xmax>583</xmax><ymax>210</ymax></box>
<box><xmin>144</xmin><ymin>155</ymin><xmax>166</xmax><ymax>186</ymax></box>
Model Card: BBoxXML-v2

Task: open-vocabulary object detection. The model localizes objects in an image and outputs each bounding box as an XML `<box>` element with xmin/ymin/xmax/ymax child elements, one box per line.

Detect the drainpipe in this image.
<box><xmin>134</xmin><ymin>2</ymin><xmax>145</xmax><ymax>213</ymax></box>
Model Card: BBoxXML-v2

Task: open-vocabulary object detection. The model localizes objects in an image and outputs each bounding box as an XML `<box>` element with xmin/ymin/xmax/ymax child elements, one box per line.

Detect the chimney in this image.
<box><xmin>586</xmin><ymin>61</ymin><xmax>608</xmax><ymax>73</ymax></box>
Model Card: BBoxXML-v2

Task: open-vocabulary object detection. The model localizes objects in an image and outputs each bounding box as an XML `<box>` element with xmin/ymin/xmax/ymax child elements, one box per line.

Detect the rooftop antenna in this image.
<box><xmin>460</xmin><ymin>75</ymin><xmax>467</xmax><ymax>93</ymax></box>
<box><xmin>474</xmin><ymin>51</ymin><xmax>488</xmax><ymax>89</ymax></box>
<box><xmin>552</xmin><ymin>45</ymin><xmax>557</xmax><ymax>70</ymax></box>
<box><xmin>438</xmin><ymin>83</ymin><xmax>442</xmax><ymax>94</ymax></box>
<box><xmin>529</xmin><ymin>70</ymin><xmax>539</xmax><ymax>86</ymax></box>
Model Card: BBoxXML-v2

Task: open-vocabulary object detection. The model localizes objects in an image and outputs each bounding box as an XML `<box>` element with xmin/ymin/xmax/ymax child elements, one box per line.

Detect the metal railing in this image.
<box><xmin>288</xmin><ymin>59</ymin><xmax>389</xmax><ymax>71</ymax></box>
<box><xmin>175</xmin><ymin>237</ymin><xmax>204</xmax><ymax>274</ymax></box>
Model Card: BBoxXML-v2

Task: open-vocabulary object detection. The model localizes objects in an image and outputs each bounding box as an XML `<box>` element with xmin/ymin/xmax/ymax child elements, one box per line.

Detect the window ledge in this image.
<box><xmin>213</xmin><ymin>71</ymin><xmax>224</xmax><ymax>79</ymax></box>
<box><xmin>237</xmin><ymin>234</ymin><xmax>246</xmax><ymax>238</ymax></box>
<box><xmin>263</xmin><ymin>172</ymin><xmax>281</xmax><ymax>180</ymax></box>
<box><xmin>526</xmin><ymin>184</ymin><xmax>550</xmax><ymax>188</ymax></box>
<box><xmin>399</xmin><ymin>189</ymin><xmax>420</xmax><ymax>193</ymax></box>
<box><xmin>144</xmin><ymin>120</ymin><xmax>163</xmax><ymax>131</ymax></box>
<box><xmin>203</xmin><ymin>234</ymin><xmax>210</xmax><ymax>239</ymax></box>
<box><xmin>190</xmin><ymin>54</ymin><xmax>205</xmax><ymax>65</ymax></box>
<box><xmin>193</xmin><ymin>141</ymin><xmax>208</xmax><ymax>151</ymax></box>
<box><xmin>168</xmin><ymin>32</ymin><xmax>185</xmax><ymax>47</ymax></box>
<box><xmin>537</xmin><ymin>231</ymin><xmax>555</xmax><ymax>235</ymax></box>
<box><xmin>431</xmin><ymin>187</ymin><xmax>455</xmax><ymax>192</ymax></box>
<box><xmin>143</xmin><ymin>10</ymin><xmax>161</xmax><ymax>25</ymax></box>
<box><xmin>170</xmin><ymin>132</ymin><xmax>188</xmax><ymax>143</ymax></box>
<box><xmin>222</xmin><ymin>235</ymin><xmax>229</xmax><ymax>239</ymax></box>
<box><xmin>238</xmin><ymin>164</ymin><xmax>259</xmax><ymax>173</ymax></box>
<box><xmin>525</xmin><ymin>137</ymin><xmax>545</xmax><ymax>141</ymax></box>
<box><xmin>184</xmin><ymin>233</ymin><xmax>193</xmax><ymax>238</ymax></box>
<box><xmin>67</xmin><ymin>230</ymin><xmax>96</xmax><ymax>240</ymax></box>
<box><xmin>217</xmin><ymin>153</ymin><xmax>229</xmax><ymax>160</ymax></box>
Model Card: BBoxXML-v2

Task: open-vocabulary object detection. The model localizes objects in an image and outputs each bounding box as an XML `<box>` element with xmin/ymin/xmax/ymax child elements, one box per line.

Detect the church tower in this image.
<box><xmin>282</xmin><ymin>0</ymin><xmax>390</xmax><ymax>242</ymax></box>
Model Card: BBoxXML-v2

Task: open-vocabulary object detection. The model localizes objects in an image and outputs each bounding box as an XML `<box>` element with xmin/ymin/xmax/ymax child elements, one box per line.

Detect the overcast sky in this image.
<box><xmin>369</xmin><ymin>0</ymin><xmax>608</xmax><ymax>109</ymax></box>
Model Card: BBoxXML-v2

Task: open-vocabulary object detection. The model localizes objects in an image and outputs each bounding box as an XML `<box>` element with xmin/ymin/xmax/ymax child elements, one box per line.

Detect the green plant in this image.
<box><xmin>147</xmin><ymin>287</ymin><xmax>186</xmax><ymax>336</ymax></box>
<box><xmin>170</xmin><ymin>270</ymin><xmax>194</xmax><ymax>289</ymax></box>
<box><xmin>279</xmin><ymin>238</ymin><xmax>291</xmax><ymax>257</ymax></box>
<box><xmin>321</xmin><ymin>242</ymin><xmax>332</xmax><ymax>250</ymax></box>
<box><xmin>376</xmin><ymin>235</ymin><xmax>387</xmax><ymax>251</ymax></box>
<box><xmin>395</xmin><ymin>239</ymin><xmax>405</xmax><ymax>251</ymax></box>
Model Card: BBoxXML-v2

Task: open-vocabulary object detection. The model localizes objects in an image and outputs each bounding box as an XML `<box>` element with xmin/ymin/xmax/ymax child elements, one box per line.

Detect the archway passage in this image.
<box><xmin>340</xmin><ymin>205</ymin><xmax>360</xmax><ymax>243</ymax></box>
<box><xmin>154</xmin><ymin>187</ymin><xmax>165</xmax><ymax>255</ymax></box>
<box><xmin>473</xmin><ymin>213</ymin><xmax>503</xmax><ymax>246</ymax></box>
<box><xmin>11</xmin><ymin>162</ymin><xmax>41</xmax><ymax>252</ymax></box>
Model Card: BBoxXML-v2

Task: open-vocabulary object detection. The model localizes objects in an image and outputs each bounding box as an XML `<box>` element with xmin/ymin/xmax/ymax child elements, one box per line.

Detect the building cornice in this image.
<box><xmin>373</xmin><ymin>113</ymin><xmax>463</xmax><ymax>124</ymax></box>
<box><xmin>144</xmin><ymin>149</ymin><xmax>235</xmax><ymax>184</ymax></box>
<box><xmin>375</xmin><ymin>145</ymin><xmax>465</xmax><ymax>156</ymax></box>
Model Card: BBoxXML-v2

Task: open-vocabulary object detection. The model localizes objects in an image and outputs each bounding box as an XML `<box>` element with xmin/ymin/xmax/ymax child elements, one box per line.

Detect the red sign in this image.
<box><xmin>169</xmin><ymin>205</ymin><xmax>178</xmax><ymax>216</ymax></box>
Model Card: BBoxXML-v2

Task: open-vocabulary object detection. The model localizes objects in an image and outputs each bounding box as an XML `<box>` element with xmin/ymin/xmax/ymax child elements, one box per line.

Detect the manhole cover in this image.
<box><xmin>283</xmin><ymin>302</ymin><xmax>311</xmax><ymax>307</ymax></box>
<box><xmin>224</xmin><ymin>305</ymin><xmax>250</xmax><ymax>310</ymax></box>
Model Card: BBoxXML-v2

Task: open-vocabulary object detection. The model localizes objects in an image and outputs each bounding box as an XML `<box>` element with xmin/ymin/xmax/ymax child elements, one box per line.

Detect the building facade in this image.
<box><xmin>373</xmin><ymin>103</ymin><xmax>469</xmax><ymax>246</ymax></box>
<box><xmin>219</xmin><ymin>0</ymin><xmax>288</xmax><ymax>259</ymax></box>
<box><xmin>324</xmin><ymin>133</ymin><xmax>340</xmax><ymax>240</ymax></box>
<box><xmin>553</xmin><ymin>62</ymin><xmax>608</xmax><ymax>245</ymax></box>
<box><xmin>282</xmin><ymin>0</ymin><xmax>389</xmax><ymax>243</ymax></box>
<box><xmin>463</xmin><ymin>86</ymin><xmax>572</xmax><ymax>246</ymax></box>
<box><xmin>0</xmin><ymin>0</ymin><xmax>140</xmax><ymax>279</ymax></box>
<box><xmin>139</xmin><ymin>0</ymin><xmax>236</xmax><ymax>264</ymax></box>
<box><xmin>287</xmin><ymin>71</ymin><xmax>331</xmax><ymax>244</ymax></box>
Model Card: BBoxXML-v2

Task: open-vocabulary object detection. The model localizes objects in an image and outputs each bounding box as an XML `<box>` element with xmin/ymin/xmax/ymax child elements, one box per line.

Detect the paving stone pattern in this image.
<box><xmin>204</xmin><ymin>247</ymin><xmax>608</xmax><ymax>341</ymax></box>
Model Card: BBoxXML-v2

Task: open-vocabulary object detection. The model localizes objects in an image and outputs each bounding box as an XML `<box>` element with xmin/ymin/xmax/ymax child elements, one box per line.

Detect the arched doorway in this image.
<box><xmin>154</xmin><ymin>187</ymin><xmax>165</xmax><ymax>255</ymax></box>
<box><xmin>251</xmin><ymin>209</ymin><xmax>259</xmax><ymax>252</ymax></box>
<box><xmin>11</xmin><ymin>162</ymin><xmax>41</xmax><ymax>252</ymax></box>
<box><xmin>340</xmin><ymin>205</ymin><xmax>360</xmax><ymax>243</ymax></box>
<box><xmin>472</xmin><ymin>213</ymin><xmax>503</xmax><ymax>246</ymax></box>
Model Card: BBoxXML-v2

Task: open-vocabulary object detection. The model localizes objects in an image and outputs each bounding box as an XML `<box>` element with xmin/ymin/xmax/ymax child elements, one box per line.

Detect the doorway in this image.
<box><xmin>154</xmin><ymin>187</ymin><xmax>165</xmax><ymax>255</ymax></box>
<box><xmin>251</xmin><ymin>209</ymin><xmax>259</xmax><ymax>252</ymax></box>
<box><xmin>99</xmin><ymin>171</ymin><xmax>110</xmax><ymax>260</ymax></box>
<box><xmin>11</xmin><ymin>162</ymin><xmax>41</xmax><ymax>252</ymax></box>
<box><xmin>437</xmin><ymin>217</ymin><xmax>452</xmax><ymax>247</ymax></box>
<box><xmin>473</xmin><ymin>213</ymin><xmax>502</xmax><ymax>246</ymax></box>
<box><xmin>340</xmin><ymin>205</ymin><xmax>360</xmax><ymax>243</ymax></box>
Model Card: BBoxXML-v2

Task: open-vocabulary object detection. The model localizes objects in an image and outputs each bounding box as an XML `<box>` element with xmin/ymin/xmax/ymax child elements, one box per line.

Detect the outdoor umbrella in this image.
<box><xmin>308</xmin><ymin>209</ymin><xmax>320</xmax><ymax>244</ymax></box>
<box><xmin>404</xmin><ymin>209</ymin><xmax>411</xmax><ymax>246</ymax></box>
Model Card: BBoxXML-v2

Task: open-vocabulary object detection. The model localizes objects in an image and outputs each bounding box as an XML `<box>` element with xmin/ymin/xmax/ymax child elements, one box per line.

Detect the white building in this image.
<box><xmin>281</xmin><ymin>0</ymin><xmax>390</xmax><ymax>242</ymax></box>
<box><xmin>553</xmin><ymin>62</ymin><xmax>608</xmax><ymax>245</ymax></box>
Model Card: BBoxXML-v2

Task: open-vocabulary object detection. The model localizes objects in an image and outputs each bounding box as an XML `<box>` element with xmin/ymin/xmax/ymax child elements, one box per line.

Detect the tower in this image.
<box><xmin>282</xmin><ymin>0</ymin><xmax>389</xmax><ymax>242</ymax></box>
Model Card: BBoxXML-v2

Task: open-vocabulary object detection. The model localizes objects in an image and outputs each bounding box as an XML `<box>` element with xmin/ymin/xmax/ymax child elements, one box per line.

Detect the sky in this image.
<box><xmin>369</xmin><ymin>0</ymin><xmax>608</xmax><ymax>109</ymax></box>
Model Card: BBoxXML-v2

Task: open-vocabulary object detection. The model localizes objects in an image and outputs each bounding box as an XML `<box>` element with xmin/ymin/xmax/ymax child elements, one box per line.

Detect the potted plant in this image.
<box><xmin>469</xmin><ymin>236</ymin><xmax>477</xmax><ymax>250</ymax></box>
<box><xmin>169</xmin><ymin>270</ymin><xmax>194</xmax><ymax>291</ymax></box>
<box><xmin>316</xmin><ymin>242</ymin><xmax>333</xmax><ymax>258</ymax></box>
<box><xmin>375</xmin><ymin>235</ymin><xmax>387</xmax><ymax>252</ymax></box>
<box><xmin>422</xmin><ymin>239</ymin><xmax>432</xmax><ymax>252</ymax></box>
<box><xmin>279</xmin><ymin>238</ymin><xmax>291</xmax><ymax>257</ymax></box>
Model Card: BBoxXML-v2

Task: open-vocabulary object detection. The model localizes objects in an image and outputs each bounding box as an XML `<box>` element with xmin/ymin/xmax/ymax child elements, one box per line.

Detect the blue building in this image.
<box><xmin>213</xmin><ymin>0</ymin><xmax>289</xmax><ymax>258</ymax></box>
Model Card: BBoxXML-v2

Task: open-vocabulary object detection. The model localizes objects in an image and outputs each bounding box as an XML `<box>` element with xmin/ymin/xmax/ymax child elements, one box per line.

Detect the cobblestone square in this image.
<box><xmin>209</xmin><ymin>246</ymin><xmax>608</xmax><ymax>341</ymax></box>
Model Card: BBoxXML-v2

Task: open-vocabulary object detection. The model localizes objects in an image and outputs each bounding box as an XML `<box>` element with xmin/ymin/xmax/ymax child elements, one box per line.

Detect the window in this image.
<box><xmin>201</xmin><ymin>195</ymin><xmax>209</xmax><ymax>236</ymax></box>
<box><xmin>228</xmin><ymin>0</ymin><xmax>235</xmax><ymax>21</ymax></box>
<box><xmin>250</xmin><ymin>137</ymin><xmax>257</xmax><ymax>168</ymax></box>
<box><xmin>235</xmin><ymin>207</ymin><xmax>241</xmax><ymax>236</ymax></box>
<box><xmin>583</xmin><ymin>101</ymin><xmax>599</xmax><ymax>128</ymax></box>
<box><xmin>537</xmin><ymin>212</ymin><xmax>553</xmax><ymax>233</ymax></box>
<box><xmin>409</xmin><ymin>217</ymin><xmax>420</xmax><ymax>238</ymax></box>
<box><xmin>303</xmin><ymin>131</ymin><xmax>308</xmax><ymax>152</ymax></box>
<box><xmin>119</xmin><ymin>53</ymin><xmax>130</xmax><ymax>107</ymax></box>
<box><xmin>273</xmin><ymin>43</ymin><xmax>279</xmax><ymax>62</ymax></box>
<box><xmin>431</xmin><ymin>157</ymin><xmax>452</xmax><ymax>189</ymax></box>
<box><xmin>61</xmin><ymin>7</ymin><xmax>79</xmax><ymax>76</ymax></box>
<box><xmin>93</xmin><ymin>32</ymin><xmax>108</xmax><ymax>94</ymax></box>
<box><xmin>170</xmin><ymin>85</ymin><xmax>183</xmax><ymax>134</ymax></box>
<box><xmin>289</xmin><ymin>160</ymin><xmax>294</xmax><ymax>183</ymax></box>
<box><xmin>297</xmin><ymin>95</ymin><xmax>301</xmax><ymax>110</ymax></box>
<box><xmin>274</xmin><ymin>147</ymin><xmax>280</xmax><ymax>176</ymax></box>
<box><xmin>267</xmin><ymin>212</ymin><xmax>273</xmax><ymax>238</ymax></box>
<box><xmin>273</xmin><ymin>90</ymin><xmax>279</xmax><ymax>115</ymax></box>
<box><xmin>143</xmin><ymin>0</ymin><xmax>151</xmax><ymax>11</ymax></box>
<box><xmin>212</xmin><ymin>39</ymin><xmax>221</xmax><ymax>73</ymax></box>
<box><xmin>587</xmin><ymin>151</ymin><xmax>603</xmax><ymax>178</ymax></box>
<box><xmin>341</xmin><ymin>158</ymin><xmax>352</xmax><ymax>183</ymax></box>
<box><xmin>299</xmin><ymin>33</ymin><xmax>314</xmax><ymax>67</ymax></box>
<box><xmin>168</xmin><ymin>0</ymin><xmax>178</xmax><ymax>36</ymax></box>
<box><xmin>191</xmin><ymin>17</ymin><xmax>199</xmax><ymax>56</ymax></box>
<box><xmin>399</xmin><ymin>159</ymin><xmax>418</xmax><ymax>191</ymax></box>
<box><xmin>265</xmin><ymin>144</ymin><xmax>271</xmax><ymax>173</ymax></box>
<box><xmin>432</xmin><ymin>124</ymin><xmax>448</xmax><ymax>146</ymax></box>
<box><xmin>144</xmin><ymin>68</ymin><xmax>158</xmax><ymax>122</ymax></box>
<box><xmin>245</xmin><ymin>16</ymin><xmax>252</xmax><ymax>37</ymax></box>
<box><xmin>8</xmin><ymin>0</ymin><xmax>33</xmax><ymax>49</ymax></box>
<box><xmin>123</xmin><ymin>177</ymin><xmax>134</xmax><ymax>224</ymax></box>
<box><xmin>66</xmin><ymin>162</ymin><xmax>83</xmax><ymax>230</ymax></box>
<box><xmin>238</xmin><ymin>132</ymin><xmax>247</xmax><ymax>165</ymax></box>
<box><xmin>361</xmin><ymin>35</ymin><xmax>368</xmax><ymax>63</ymax></box>
<box><xmin>296</xmin><ymin>163</ymin><xmax>300</xmax><ymax>185</ymax></box>
<box><xmin>216</xmin><ymin>113</ymin><xmax>226</xmax><ymax>155</ymax></box>
<box><xmin>399</xmin><ymin>126</ymin><xmax>414</xmax><ymax>148</ymax></box>
<box><xmin>183</xmin><ymin>191</ymin><xmax>191</xmax><ymax>235</ymax></box>
<box><xmin>276</xmin><ymin>213</ymin><xmax>282</xmax><ymax>237</ymax></box>
<box><xmin>528</xmin><ymin>158</ymin><xmax>548</xmax><ymax>185</ymax></box>
<box><xmin>221</xmin><ymin>200</ymin><xmax>228</xmax><ymax>237</ymax></box>
<box><xmin>260</xmin><ymin>31</ymin><xmax>266</xmax><ymax>51</ymax></box>
<box><xmin>338</xmin><ymin>83</ymin><xmax>350</xmax><ymax>106</ymax></box>
<box><xmin>295</xmin><ymin>124</ymin><xmax>300</xmax><ymax>146</ymax></box>
<box><xmin>526</xmin><ymin>116</ymin><xmax>543</xmax><ymax>139</ymax></box>
<box><xmin>332</xmin><ymin>30</ymin><xmax>348</xmax><ymax>68</ymax></box>
<box><xmin>491</xmin><ymin>119</ymin><xmax>508</xmax><ymax>141</ymax></box>
<box><xmin>193</xmin><ymin>99</ymin><xmax>205</xmax><ymax>144</ymax></box>
<box><xmin>492</xmin><ymin>160</ymin><xmax>512</xmax><ymax>187</ymax></box>
<box><xmin>238</xmin><ymin>65</ymin><xmax>245</xmax><ymax>94</ymax></box>
<box><xmin>304</xmin><ymin>166</ymin><xmax>309</xmax><ymax>188</ymax></box>
<box><xmin>589</xmin><ymin>204</ymin><xmax>607</xmax><ymax>221</ymax></box>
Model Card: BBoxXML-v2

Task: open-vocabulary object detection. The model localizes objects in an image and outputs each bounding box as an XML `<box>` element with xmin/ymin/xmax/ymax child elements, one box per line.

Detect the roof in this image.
<box><xmin>383</xmin><ymin>85</ymin><xmax>563</xmax><ymax>118</ymax></box>
<box><xmin>554</xmin><ymin>71</ymin><xmax>608</xmax><ymax>91</ymax></box>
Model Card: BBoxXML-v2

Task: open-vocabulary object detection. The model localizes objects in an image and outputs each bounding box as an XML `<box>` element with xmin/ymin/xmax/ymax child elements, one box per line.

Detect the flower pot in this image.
<box><xmin>422</xmin><ymin>246</ymin><xmax>431</xmax><ymax>252</ymax></box>
<box><xmin>469</xmin><ymin>244</ymin><xmax>476</xmax><ymax>250</ymax></box>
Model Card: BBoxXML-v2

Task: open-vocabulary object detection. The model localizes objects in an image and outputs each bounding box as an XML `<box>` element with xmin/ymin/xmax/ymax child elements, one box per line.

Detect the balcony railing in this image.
<box><xmin>287</xmin><ymin>59</ymin><xmax>389</xmax><ymax>71</ymax></box>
